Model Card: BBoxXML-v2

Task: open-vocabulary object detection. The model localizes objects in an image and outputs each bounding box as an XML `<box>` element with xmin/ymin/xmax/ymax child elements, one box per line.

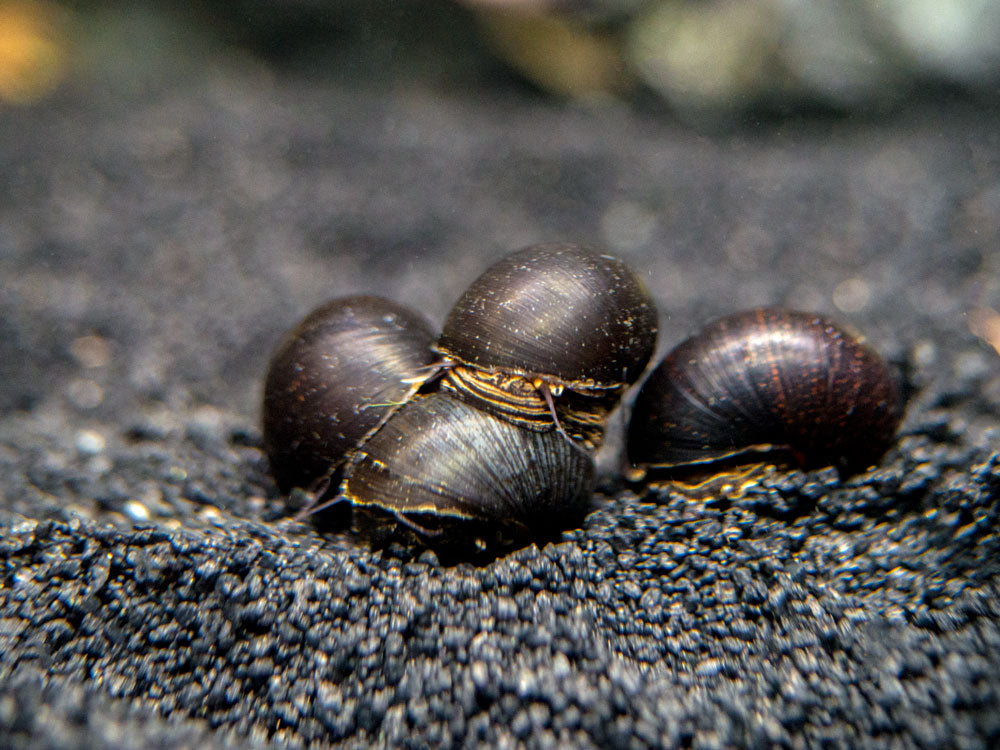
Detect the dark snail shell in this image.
<box><xmin>341</xmin><ymin>391</ymin><xmax>595</xmax><ymax>540</ymax></box>
<box><xmin>435</xmin><ymin>243</ymin><xmax>658</xmax><ymax>445</ymax></box>
<box><xmin>627</xmin><ymin>308</ymin><xmax>903</xmax><ymax>475</ymax></box>
<box><xmin>438</xmin><ymin>242</ymin><xmax>657</xmax><ymax>387</ymax></box>
<box><xmin>262</xmin><ymin>295</ymin><xmax>437</xmax><ymax>493</ymax></box>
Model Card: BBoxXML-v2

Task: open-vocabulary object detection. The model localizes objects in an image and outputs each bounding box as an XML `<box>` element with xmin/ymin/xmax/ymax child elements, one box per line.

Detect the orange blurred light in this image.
<box><xmin>0</xmin><ymin>1</ymin><xmax>70</xmax><ymax>105</ymax></box>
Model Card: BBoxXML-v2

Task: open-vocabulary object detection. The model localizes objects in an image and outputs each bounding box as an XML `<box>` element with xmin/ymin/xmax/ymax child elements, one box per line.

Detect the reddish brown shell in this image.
<box><xmin>342</xmin><ymin>391</ymin><xmax>594</xmax><ymax>537</ymax></box>
<box><xmin>437</xmin><ymin>243</ymin><xmax>658</xmax><ymax>389</ymax></box>
<box><xmin>627</xmin><ymin>308</ymin><xmax>902</xmax><ymax>475</ymax></box>
<box><xmin>262</xmin><ymin>296</ymin><xmax>437</xmax><ymax>493</ymax></box>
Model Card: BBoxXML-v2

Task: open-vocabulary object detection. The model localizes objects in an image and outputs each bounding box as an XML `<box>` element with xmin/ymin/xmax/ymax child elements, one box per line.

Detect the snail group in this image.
<box><xmin>262</xmin><ymin>243</ymin><xmax>902</xmax><ymax>549</ymax></box>
<box><xmin>263</xmin><ymin>244</ymin><xmax>657</xmax><ymax>549</ymax></box>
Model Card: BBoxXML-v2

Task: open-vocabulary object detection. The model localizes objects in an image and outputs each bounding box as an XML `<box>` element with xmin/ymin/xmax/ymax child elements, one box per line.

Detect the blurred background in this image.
<box><xmin>4</xmin><ymin>0</ymin><xmax>1000</xmax><ymax>118</ymax></box>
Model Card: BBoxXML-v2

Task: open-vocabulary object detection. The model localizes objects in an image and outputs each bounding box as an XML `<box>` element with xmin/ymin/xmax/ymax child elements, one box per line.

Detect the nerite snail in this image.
<box><xmin>342</xmin><ymin>391</ymin><xmax>594</xmax><ymax>545</ymax></box>
<box><xmin>436</xmin><ymin>243</ymin><xmax>658</xmax><ymax>450</ymax></box>
<box><xmin>261</xmin><ymin>296</ymin><xmax>438</xmax><ymax>494</ymax></box>
<box><xmin>626</xmin><ymin>308</ymin><xmax>903</xmax><ymax>479</ymax></box>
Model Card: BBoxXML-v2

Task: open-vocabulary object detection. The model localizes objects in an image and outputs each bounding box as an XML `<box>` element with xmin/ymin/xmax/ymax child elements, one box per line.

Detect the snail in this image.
<box><xmin>436</xmin><ymin>242</ymin><xmax>658</xmax><ymax>449</ymax></box>
<box><xmin>626</xmin><ymin>308</ymin><xmax>903</xmax><ymax>478</ymax></box>
<box><xmin>261</xmin><ymin>296</ymin><xmax>438</xmax><ymax>494</ymax></box>
<box><xmin>341</xmin><ymin>391</ymin><xmax>595</xmax><ymax>547</ymax></box>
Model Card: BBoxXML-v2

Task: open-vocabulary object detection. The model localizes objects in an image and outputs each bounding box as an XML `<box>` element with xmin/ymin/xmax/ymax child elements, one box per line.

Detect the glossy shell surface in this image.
<box><xmin>262</xmin><ymin>296</ymin><xmax>437</xmax><ymax>493</ymax></box>
<box><xmin>627</xmin><ymin>308</ymin><xmax>902</xmax><ymax>474</ymax></box>
<box><xmin>436</xmin><ymin>243</ymin><xmax>658</xmax><ymax>389</ymax></box>
<box><xmin>343</xmin><ymin>392</ymin><xmax>595</xmax><ymax>533</ymax></box>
